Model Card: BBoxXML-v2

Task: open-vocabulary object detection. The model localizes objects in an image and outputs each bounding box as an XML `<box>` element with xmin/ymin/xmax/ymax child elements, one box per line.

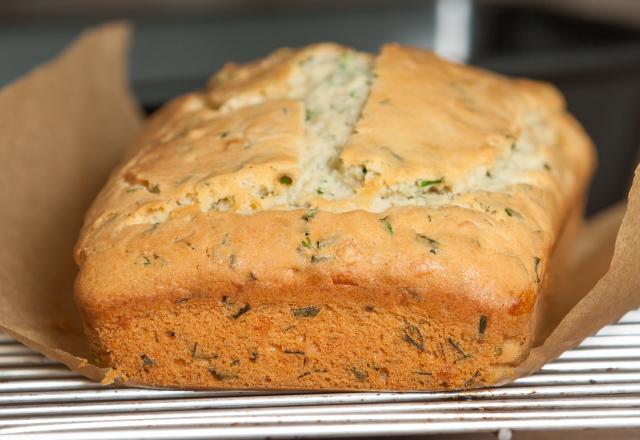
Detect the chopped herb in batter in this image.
<box><xmin>292</xmin><ymin>306</ymin><xmax>320</xmax><ymax>317</ymax></box>
<box><xmin>279</xmin><ymin>175</ymin><xmax>293</xmax><ymax>185</ymax></box>
<box><xmin>283</xmin><ymin>349</ymin><xmax>305</xmax><ymax>355</ymax></box>
<box><xmin>310</xmin><ymin>255</ymin><xmax>330</xmax><ymax>264</ymax></box>
<box><xmin>419</xmin><ymin>177</ymin><xmax>445</xmax><ymax>188</ymax></box>
<box><xmin>231</xmin><ymin>304</ymin><xmax>251</xmax><ymax>320</ymax></box>
<box><xmin>448</xmin><ymin>337</ymin><xmax>471</xmax><ymax>362</ymax></box>
<box><xmin>403</xmin><ymin>322</ymin><xmax>425</xmax><ymax>352</ymax></box>
<box><xmin>504</xmin><ymin>207</ymin><xmax>522</xmax><ymax>219</ymax></box>
<box><xmin>301</xmin><ymin>234</ymin><xmax>313</xmax><ymax>249</ymax></box>
<box><xmin>190</xmin><ymin>343</ymin><xmax>218</xmax><ymax>360</ymax></box>
<box><xmin>147</xmin><ymin>184</ymin><xmax>160</xmax><ymax>194</ymax></box>
<box><xmin>478</xmin><ymin>315</ymin><xmax>488</xmax><ymax>336</ymax></box>
<box><xmin>379</xmin><ymin>216</ymin><xmax>394</xmax><ymax>235</ymax></box>
<box><xmin>416</xmin><ymin>234</ymin><xmax>440</xmax><ymax>255</ymax></box>
<box><xmin>209</xmin><ymin>368</ymin><xmax>236</xmax><ymax>381</ymax></box>
<box><xmin>141</xmin><ymin>354</ymin><xmax>156</xmax><ymax>369</ymax></box>
<box><xmin>351</xmin><ymin>367</ymin><xmax>368</xmax><ymax>382</ymax></box>
<box><xmin>301</xmin><ymin>209</ymin><xmax>317</xmax><ymax>221</ymax></box>
<box><xmin>534</xmin><ymin>257</ymin><xmax>542</xmax><ymax>284</ymax></box>
<box><xmin>305</xmin><ymin>109</ymin><xmax>319</xmax><ymax>121</ymax></box>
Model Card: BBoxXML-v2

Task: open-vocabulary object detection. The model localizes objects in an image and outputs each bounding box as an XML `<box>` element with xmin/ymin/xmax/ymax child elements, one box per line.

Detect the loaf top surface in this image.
<box><xmin>74</xmin><ymin>43</ymin><xmax>595</xmax><ymax>314</ymax></box>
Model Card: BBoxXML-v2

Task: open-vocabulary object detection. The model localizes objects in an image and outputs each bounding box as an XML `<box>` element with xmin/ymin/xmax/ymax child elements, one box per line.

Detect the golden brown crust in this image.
<box><xmin>74</xmin><ymin>43</ymin><xmax>596</xmax><ymax>390</ymax></box>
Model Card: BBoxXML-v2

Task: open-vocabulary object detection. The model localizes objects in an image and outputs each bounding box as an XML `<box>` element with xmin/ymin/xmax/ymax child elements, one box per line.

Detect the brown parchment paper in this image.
<box><xmin>0</xmin><ymin>23</ymin><xmax>638</xmax><ymax>389</ymax></box>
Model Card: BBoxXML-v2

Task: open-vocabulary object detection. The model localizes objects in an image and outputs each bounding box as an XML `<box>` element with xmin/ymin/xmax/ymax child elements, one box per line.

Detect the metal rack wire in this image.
<box><xmin>1</xmin><ymin>310</ymin><xmax>640</xmax><ymax>439</ymax></box>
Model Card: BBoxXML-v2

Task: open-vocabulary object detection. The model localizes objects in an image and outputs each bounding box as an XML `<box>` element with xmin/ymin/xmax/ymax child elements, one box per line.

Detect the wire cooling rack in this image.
<box><xmin>1</xmin><ymin>310</ymin><xmax>640</xmax><ymax>439</ymax></box>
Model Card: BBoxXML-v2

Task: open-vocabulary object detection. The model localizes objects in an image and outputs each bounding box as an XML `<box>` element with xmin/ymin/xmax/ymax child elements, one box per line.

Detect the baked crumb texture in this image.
<box><xmin>75</xmin><ymin>43</ymin><xmax>595</xmax><ymax>390</ymax></box>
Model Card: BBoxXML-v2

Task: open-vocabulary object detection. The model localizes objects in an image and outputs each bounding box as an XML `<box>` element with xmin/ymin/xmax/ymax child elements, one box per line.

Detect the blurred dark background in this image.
<box><xmin>1</xmin><ymin>0</ymin><xmax>639</xmax><ymax>215</ymax></box>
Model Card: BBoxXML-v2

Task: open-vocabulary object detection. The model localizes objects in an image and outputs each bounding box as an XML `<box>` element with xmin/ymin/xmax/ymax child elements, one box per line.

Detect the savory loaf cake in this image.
<box><xmin>74</xmin><ymin>43</ymin><xmax>595</xmax><ymax>390</ymax></box>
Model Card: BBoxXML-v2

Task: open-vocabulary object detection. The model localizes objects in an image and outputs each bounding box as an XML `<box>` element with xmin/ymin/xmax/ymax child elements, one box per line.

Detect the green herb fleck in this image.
<box><xmin>219</xmin><ymin>131</ymin><xmax>229</xmax><ymax>139</ymax></box>
<box><xmin>316</xmin><ymin>187</ymin><xmax>324</xmax><ymax>195</ymax></box>
<box><xmin>147</xmin><ymin>184</ymin><xmax>161</xmax><ymax>194</ymax></box>
<box><xmin>478</xmin><ymin>315</ymin><xmax>488</xmax><ymax>336</ymax></box>
<box><xmin>141</xmin><ymin>354</ymin><xmax>156</xmax><ymax>369</ymax></box>
<box><xmin>310</xmin><ymin>255</ymin><xmax>330</xmax><ymax>264</ymax></box>
<box><xmin>292</xmin><ymin>306</ymin><xmax>320</xmax><ymax>318</ymax></box>
<box><xmin>416</xmin><ymin>371</ymin><xmax>432</xmax><ymax>376</ymax></box>
<box><xmin>190</xmin><ymin>343</ymin><xmax>218</xmax><ymax>360</ymax></box>
<box><xmin>231</xmin><ymin>304</ymin><xmax>251</xmax><ymax>320</ymax></box>
<box><xmin>283</xmin><ymin>349</ymin><xmax>305</xmax><ymax>355</ymax></box>
<box><xmin>141</xmin><ymin>256</ymin><xmax>151</xmax><ymax>267</ymax></box>
<box><xmin>419</xmin><ymin>177</ymin><xmax>445</xmax><ymax>188</ymax></box>
<box><xmin>379</xmin><ymin>216</ymin><xmax>394</xmax><ymax>235</ymax></box>
<box><xmin>351</xmin><ymin>367</ymin><xmax>368</xmax><ymax>382</ymax></box>
<box><xmin>511</xmin><ymin>143</ymin><xmax>516</xmax><ymax>150</ymax></box>
<box><xmin>228</xmin><ymin>254</ymin><xmax>237</xmax><ymax>269</ymax></box>
<box><xmin>486</xmin><ymin>170</ymin><xmax>492</xmax><ymax>178</ymax></box>
<box><xmin>126</xmin><ymin>185</ymin><xmax>143</xmax><ymax>193</ymax></box>
<box><xmin>416</xmin><ymin>234</ymin><xmax>440</xmax><ymax>255</ymax></box>
<box><xmin>301</xmin><ymin>209</ymin><xmax>317</xmax><ymax>222</ymax></box>
<box><xmin>209</xmin><ymin>368</ymin><xmax>236</xmax><ymax>381</ymax></box>
<box><xmin>534</xmin><ymin>257</ymin><xmax>542</xmax><ymax>284</ymax></box>
<box><xmin>279</xmin><ymin>175</ymin><xmax>293</xmax><ymax>185</ymax></box>
<box><xmin>543</xmin><ymin>162</ymin><xmax>552</xmax><ymax>171</ymax></box>
<box><xmin>402</xmin><ymin>322</ymin><xmax>425</xmax><ymax>352</ymax></box>
<box><xmin>305</xmin><ymin>109</ymin><xmax>318</xmax><ymax>121</ymax></box>
<box><xmin>297</xmin><ymin>371</ymin><xmax>311</xmax><ymax>379</ymax></box>
<box><xmin>231</xmin><ymin>358</ymin><xmax>240</xmax><ymax>366</ymax></box>
<box><xmin>505</xmin><ymin>207</ymin><xmax>523</xmax><ymax>219</ymax></box>
<box><xmin>249</xmin><ymin>350</ymin><xmax>258</xmax><ymax>362</ymax></box>
<box><xmin>448</xmin><ymin>337</ymin><xmax>471</xmax><ymax>362</ymax></box>
<box><xmin>301</xmin><ymin>234</ymin><xmax>313</xmax><ymax>249</ymax></box>
<box><xmin>463</xmin><ymin>370</ymin><xmax>481</xmax><ymax>388</ymax></box>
